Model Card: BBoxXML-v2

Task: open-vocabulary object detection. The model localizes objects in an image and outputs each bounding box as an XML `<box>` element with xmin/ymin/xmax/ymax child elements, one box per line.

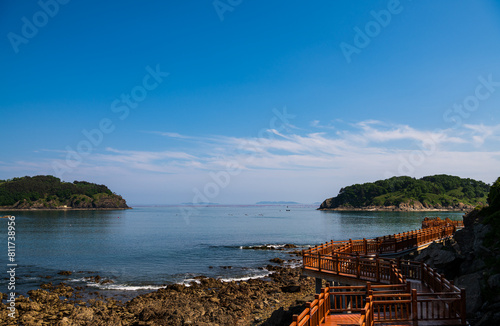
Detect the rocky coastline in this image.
<box><xmin>318</xmin><ymin>201</ymin><xmax>475</xmax><ymax>212</ymax></box>
<box><xmin>1</xmin><ymin>265</ymin><xmax>315</xmax><ymax>326</ymax></box>
<box><xmin>409</xmin><ymin>208</ymin><xmax>500</xmax><ymax>325</ymax></box>
<box><xmin>318</xmin><ymin>205</ymin><xmax>474</xmax><ymax>212</ymax></box>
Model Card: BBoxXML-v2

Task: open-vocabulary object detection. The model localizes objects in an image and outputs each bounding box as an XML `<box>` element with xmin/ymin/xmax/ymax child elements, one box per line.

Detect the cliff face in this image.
<box><xmin>413</xmin><ymin>177</ymin><xmax>500</xmax><ymax>325</ymax></box>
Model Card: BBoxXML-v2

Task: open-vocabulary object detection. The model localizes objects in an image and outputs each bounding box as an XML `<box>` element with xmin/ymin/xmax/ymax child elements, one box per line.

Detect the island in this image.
<box><xmin>319</xmin><ymin>174</ymin><xmax>490</xmax><ymax>211</ymax></box>
<box><xmin>255</xmin><ymin>201</ymin><xmax>301</xmax><ymax>205</ymax></box>
<box><xmin>0</xmin><ymin>175</ymin><xmax>130</xmax><ymax>210</ymax></box>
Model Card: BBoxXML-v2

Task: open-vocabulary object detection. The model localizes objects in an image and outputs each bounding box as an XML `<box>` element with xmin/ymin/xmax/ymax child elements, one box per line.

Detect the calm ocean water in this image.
<box><xmin>0</xmin><ymin>206</ymin><xmax>463</xmax><ymax>298</ymax></box>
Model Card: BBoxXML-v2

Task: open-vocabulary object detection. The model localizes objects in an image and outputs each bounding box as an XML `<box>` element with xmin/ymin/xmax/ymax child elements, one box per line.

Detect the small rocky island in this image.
<box><xmin>319</xmin><ymin>174</ymin><xmax>490</xmax><ymax>211</ymax></box>
<box><xmin>0</xmin><ymin>175</ymin><xmax>129</xmax><ymax>210</ymax></box>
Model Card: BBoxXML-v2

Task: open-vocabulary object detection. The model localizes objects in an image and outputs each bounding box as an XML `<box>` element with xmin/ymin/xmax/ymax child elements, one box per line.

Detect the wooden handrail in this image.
<box><xmin>295</xmin><ymin>220</ymin><xmax>467</xmax><ymax>325</ymax></box>
<box><xmin>304</xmin><ymin>224</ymin><xmax>461</xmax><ymax>258</ymax></box>
<box><xmin>289</xmin><ymin>285</ymin><xmax>331</xmax><ymax>326</ymax></box>
<box><xmin>422</xmin><ymin>217</ymin><xmax>463</xmax><ymax>229</ymax></box>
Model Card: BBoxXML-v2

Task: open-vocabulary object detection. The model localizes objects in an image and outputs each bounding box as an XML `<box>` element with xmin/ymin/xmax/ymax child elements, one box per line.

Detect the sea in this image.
<box><xmin>0</xmin><ymin>206</ymin><xmax>463</xmax><ymax>300</ymax></box>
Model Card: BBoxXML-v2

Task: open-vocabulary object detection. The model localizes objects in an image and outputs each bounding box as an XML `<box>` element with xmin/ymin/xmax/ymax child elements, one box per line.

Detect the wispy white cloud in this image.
<box><xmin>32</xmin><ymin>120</ymin><xmax>500</xmax><ymax>175</ymax></box>
<box><xmin>149</xmin><ymin>131</ymin><xmax>194</xmax><ymax>139</ymax></box>
<box><xmin>310</xmin><ymin>120</ymin><xmax>336</xmax><ymax>130</ymax></box>
<box><xmin>464</xmin><ymin>123</ymin><xmax>500</xmax><ymax>146</ymax></box>
<box><xmin>2</xmin><ymin>120</ymin><xmax>499</xmax><ymax>204</ymax></box>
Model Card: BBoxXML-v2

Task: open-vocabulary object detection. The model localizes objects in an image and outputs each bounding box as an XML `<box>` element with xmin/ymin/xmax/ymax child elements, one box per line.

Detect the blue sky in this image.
<box><xmin>1</xmin><ymin>0</ymin><xmax>500</xmax><ymax>205</ymax></box>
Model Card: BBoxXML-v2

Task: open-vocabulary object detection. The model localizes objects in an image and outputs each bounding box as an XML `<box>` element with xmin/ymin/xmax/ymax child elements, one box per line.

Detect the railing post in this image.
<box><xmin>292</xmin><ymin>314</ymin><xmax>298</xmax><ymax>326</ymax></box>
<box><xmin>412</xmin><ymin>289</ymin><xmax>418</xmax><ymax>326</ymax></box>
<box><xmin>318</xmin><ymin>252</ymin><xmax>321</xmax><ymax>272</ymax></box>
<box><xmin>369</xmin><ymin>295</ymin><xmax>374</xmax><ymax>326</ymax></box>
<box><xmin>375</xmin><ymin>254</ymin><xmax>380</xmax><ymax>283</ymax></box>
<box><xmin>360</xmin><ymin>307</ymin><xmax>367</xmax><ymax>326</ymax></box>
<box><xmin>315</xmin><ymin>293</ymin><xmax>321</xmax><ymax>323</ymax></box>
<box><xmin>356</xmin><ymin>253</ymin><xmax>360</xmax><ymax>278</ymax></box>
<box><xmin>335</xmin><ymin>253</ymin><xmax>339</xmax><ymax>274</ymax></box>
<box><xmin>307</xmin><ymin>302</ymin><xmax>313</xmax><ymax>325</ymax></box>
<box><xmin>363</xmin><ymin>238</ymin><xmax>367</xmax><ymax>255</ymax></box>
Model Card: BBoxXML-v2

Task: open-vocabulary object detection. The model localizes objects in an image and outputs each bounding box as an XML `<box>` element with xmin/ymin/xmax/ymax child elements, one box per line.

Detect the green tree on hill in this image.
<box><xmin>320</xmin><ymin>174</ymin><xmax>490</xmax><ymax>209</ymax></box>
<box><xmin>0</xmin><ymin>175</ymin><xmax>127</xmax><ymax>209</ymax></box>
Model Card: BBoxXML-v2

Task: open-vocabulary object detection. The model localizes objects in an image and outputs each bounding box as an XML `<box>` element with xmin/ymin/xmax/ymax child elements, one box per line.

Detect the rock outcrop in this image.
<box><xmin>319</xmin><ymin>199</ymin><xmax>475</xmax><ymax>212</ymax></box>
<box><xmin>412</xmin><ymin>177</ymin><xmax>500</xmax><ymax>325</ymax></box>
<box><xmin>0</xmin><ymin>266</ymin><xmax>315</xmax><ymax>326</ymax></box>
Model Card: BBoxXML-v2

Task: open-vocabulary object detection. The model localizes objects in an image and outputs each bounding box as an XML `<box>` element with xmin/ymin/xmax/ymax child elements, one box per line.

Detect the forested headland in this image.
<box><xmin>0</xmin><ymin>175</ymin><xmax>129</xmax><ymax>210</ymax></box>
<box><xmin>319</xmin><ymin>174</ymin><xmax>490</xmax><ymax>211</ymax></box>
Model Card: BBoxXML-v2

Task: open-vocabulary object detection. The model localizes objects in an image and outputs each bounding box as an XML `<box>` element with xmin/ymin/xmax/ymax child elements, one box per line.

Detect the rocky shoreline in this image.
<box><xmin>407</xmin><ymin>209</ymin><xmax>500</xmax><ymax>325</ymax></box>
<box><xmin>1</xmin><ymin>265</ymin><xmax>315</xmax><ymax>326</ymax></box>
<box><xmin>318</xmin><ymin>206</ymin><xmax>474</xmax><ymax>212</ymax></box>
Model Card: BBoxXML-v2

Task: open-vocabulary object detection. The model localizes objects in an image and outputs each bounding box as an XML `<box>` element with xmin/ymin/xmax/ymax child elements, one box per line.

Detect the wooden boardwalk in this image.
<box><xmin>290</xmin><ymin>218</ymin><xmax>466</xmax><ymax>326</ymax></box>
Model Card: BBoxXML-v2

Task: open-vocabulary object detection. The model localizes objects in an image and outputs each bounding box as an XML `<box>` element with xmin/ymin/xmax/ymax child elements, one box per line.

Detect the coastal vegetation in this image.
<box><xmin>319</xmin><ymin>174</ymin><xmax>490</xmax><ymax>210</ymax></box>
<box><xmin>0</xmin><ymin>175</ymin><xmax>129</xmax><ymax>209</ymax></box>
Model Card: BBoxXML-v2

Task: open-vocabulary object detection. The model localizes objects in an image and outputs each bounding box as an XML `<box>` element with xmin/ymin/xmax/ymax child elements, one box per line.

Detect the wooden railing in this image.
<box><xmin>290</xmin><ymin>286</ymin><xmax>331</xmax><ymax>326</ymax></box>
<box><xmin>422</xmin><ymin>216</ymin><xmax>464</xmax><ymax>229</ymax></box>
<box><xmin>290</xmin><ymin>281</ymin><xmax>466</xmax><ymax>326</ymax></box>
<box><xmin>292</xmin><ymin>221</ymin><xmax>466</xmax><ymax>326</ymax></box>
<box><xmin>305</xmin><ymin>224</ymin><xmax>460</xmax><ymax>258</ymax></box>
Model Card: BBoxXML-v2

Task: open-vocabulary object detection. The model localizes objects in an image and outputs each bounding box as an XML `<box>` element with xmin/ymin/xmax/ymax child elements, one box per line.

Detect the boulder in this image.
<box><xmin>456</xmin><ymin>272</ymin><xmax>483</xmax><ymax>314</ymax></box>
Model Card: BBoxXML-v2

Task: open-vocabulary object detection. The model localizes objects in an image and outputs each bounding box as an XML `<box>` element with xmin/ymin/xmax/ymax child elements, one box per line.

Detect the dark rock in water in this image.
<box><xmin>58</xmin><ymin>271</ymin><xmax>73</xmax><ymax>276</ymax></box>
<box><xmin>100</xmin><ymin>279</ymin><xmax>114</xmax><ymax>285</ymax></box>
<box><xmin>242</xmin><ymin>244</ymin><xmax>297</xmax><ymax>250</ymax></box>
<box><xmin>270</xmin><ymin>258</ymin><xmax>284</xmax><ymax>264</ymax></box>
<box><xmin>40</xmin><ymin>282</ymin><xmax>53</xmax><ymax>290</ymax></box>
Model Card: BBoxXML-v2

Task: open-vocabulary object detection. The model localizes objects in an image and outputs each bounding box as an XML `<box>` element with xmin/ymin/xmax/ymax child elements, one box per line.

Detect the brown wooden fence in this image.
<box><xmin>422</xmin><ymin>217</ymin><xmax>464</xmax><ymax>229</ymax></box>
<box><xmin>305</xmin><ymin>224</ymin><xmax>460</xmax><ymax>258</ymax></box>
<box><xmin>290</xmin><ymin>282</ymin><xmax>466</xmax><ymax>326</ymax></box>
<box><xmin>291</xmin><ymin>222</ymin><xmax>466</xmax><ymax>326</ymax></box>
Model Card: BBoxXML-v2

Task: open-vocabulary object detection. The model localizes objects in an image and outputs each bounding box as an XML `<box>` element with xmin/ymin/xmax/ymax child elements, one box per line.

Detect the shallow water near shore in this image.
<box><xmin>0</xmin><ymin>206</ymin><xmax>463</xmax><ymax>299</ymax></box>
